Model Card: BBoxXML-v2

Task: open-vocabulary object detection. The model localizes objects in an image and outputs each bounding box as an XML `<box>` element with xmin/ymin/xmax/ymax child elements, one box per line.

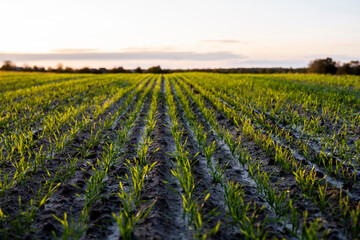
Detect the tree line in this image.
<box><xmin>307</xmin><ymin>58</ymin><xmax>360</xmax><ymax>75</ymax></box>
<box><xmin>1</xmin><ymin>58</ymin><xmax>359</xmax><ymax>75</ymax></box>
<box><xmin>0</xmin><ymin>61</ymin><xmax>168</xmax><ymax>74</ymax></box>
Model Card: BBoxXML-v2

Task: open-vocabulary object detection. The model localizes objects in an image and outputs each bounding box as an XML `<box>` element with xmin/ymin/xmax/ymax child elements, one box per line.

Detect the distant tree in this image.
<box><xmin>350</xmin><ymin>61</ymin><xmax>360</xmax><ymax>75</ymax></box>
<box><xmin>134</xmin><ymin>67</ymin><xmax>143</xmax><ymax>73</ymax></box>
<box><xmin>38</xmin><ymin>67</ymin><xmax>46</xmax><ymax>72</ymax></box>
<box><xmin>147</xmin><ymin>65</ymin><xmax>162</xmax><ymax>74</ymax></box>
<box><xmin>56</xmin><ymin>63</ymin><xmax>64</xmax><ymax>73</ymax></box>
<box><xmin>308</xmin><ymin>57</ymin><xmax>337</xmax><ymax>74</ymax></box>
<box><xmin>1</xmin><ymin>61</ymin><xmax>16</xmax><ymax>71</ymax></box>
<box><xmin>337</xmin><ymin>61</ymin><xmax>360</xmax><ymax>75</ymax></box>
<box><xmin>78</xmin><ymin>67</ymin><xmax>92</xmax><ymax>73</ymax></box>
<box><xmin>22</xmin><ymin>64</ymin><xmax>33</xmax><ymax>72</ymax></box>
<box><xmin>64</xmin><ymin>67</ymin><xmax>74</xmax><ymax>73</ymax></box>
<box><xmin>110</xmin><ymin>66</ymin><xmax>127</xmax><ymax>73</ymax></box>
<box><xmin>337</xmin><ymin>63</ymin><xmax>351</xmax><ymax>75</ymax></box>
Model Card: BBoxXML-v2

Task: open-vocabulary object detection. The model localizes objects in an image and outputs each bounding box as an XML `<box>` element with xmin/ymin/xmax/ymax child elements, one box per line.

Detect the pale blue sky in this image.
<box><xmin>0</xmin><ymin>0</ymin><xmax>359</xmax><ymax>68</ymax></box>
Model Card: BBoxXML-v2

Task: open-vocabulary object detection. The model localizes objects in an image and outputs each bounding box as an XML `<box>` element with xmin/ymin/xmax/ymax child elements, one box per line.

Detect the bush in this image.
<box><xmin>0</xmin><ymin>61</ymin><xmax>16</xmax><ymax>71</ymax></box>
<box><xmin>337</xmin><ymin>61</ymin><xmax>360</xmax><ymax>75</ymax></box>
<box><xmin>134</xmin><ymin>67</ymin><xmax>143</xmax><ymax>73</ymax></box>
<box><xmin>147</xmin><ymin>66</ymin><xmax>162</xmax><ymax>74</ymax></box>
<box><xmin>308</xmin><ymin>58</ymin><xmax>337</xmax><ymax>74</ymax></box>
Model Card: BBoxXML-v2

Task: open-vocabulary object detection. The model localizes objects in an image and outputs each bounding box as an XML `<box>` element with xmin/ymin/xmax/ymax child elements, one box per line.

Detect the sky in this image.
<box><xmin>0</xmin><ymin>0</ymin><xmax>359</xmax><ymax>69</ymax></box>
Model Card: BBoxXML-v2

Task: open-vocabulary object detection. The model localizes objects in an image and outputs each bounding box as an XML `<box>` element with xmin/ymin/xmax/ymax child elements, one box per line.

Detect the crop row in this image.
<box><xmin>173</xmin><ymin>73</ymin><xmax>360</xmax><ymax>239</ymax></box>
<box><xmin>0</xmin><ymin>72</ymin><xmax>359</xmax><ymax>239</ymax></box>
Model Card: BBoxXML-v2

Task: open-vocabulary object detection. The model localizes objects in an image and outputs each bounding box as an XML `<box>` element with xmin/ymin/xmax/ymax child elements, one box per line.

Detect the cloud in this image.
<box><xmin>328</xmin><ymin>43</ymin><xmax>360</xmax><ymax>48</ymax></box>
<box><xmin>52</xmin><ymin>48</ymin><xmax>99</xmax><ymax>53</ymax></box>
<box><xmin>303</xmin><ymin>54</ymin><xmax>360</xmax><ymax>61</ymax></box>
<box><xmin>200</xmin><ymin>40</ymin><xmax>250</xmax><ymax>44</ymax></box>
<box><xmin>120</xmin><ymin>46</ymin><xmax>175</xmax><ymax>52</ymax></box>
<box><xmin>0</xmin><ymin>51</ymin><xmax>246</xmax><ymax>62</ymax></box>
<box><xmin>236</xmin><ymin>59</ymin><xmax>308</xmax><ymax>68</ymax></box>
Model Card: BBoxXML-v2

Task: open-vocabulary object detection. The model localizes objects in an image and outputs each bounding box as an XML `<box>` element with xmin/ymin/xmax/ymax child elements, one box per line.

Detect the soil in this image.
<box><xmin>176</xmin><ymin>77</ymin><xmax>354</xmax><ymax>240</ymax></box>
<box><xmin>0</xmin><ymin>75</ymin><xmax>357</xmax><ymax>240</ymax></box>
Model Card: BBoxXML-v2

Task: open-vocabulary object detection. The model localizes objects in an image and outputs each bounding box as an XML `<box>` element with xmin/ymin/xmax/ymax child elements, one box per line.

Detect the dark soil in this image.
<box><xmin>174</xmin><ymin>77</ymin><xmax>348</xmax><ymax>240</ymax></box>
<box><xmin>1</xmin><ymin>75</ymin><xmax>356</xmax><ymax>240</ymax></box>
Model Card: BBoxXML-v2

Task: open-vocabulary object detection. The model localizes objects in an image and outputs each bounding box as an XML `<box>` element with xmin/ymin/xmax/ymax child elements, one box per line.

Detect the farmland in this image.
<box><xmin>0</xmin><ymin>72</ymin><xmax>360</xmax><ymax>239</ymax></box>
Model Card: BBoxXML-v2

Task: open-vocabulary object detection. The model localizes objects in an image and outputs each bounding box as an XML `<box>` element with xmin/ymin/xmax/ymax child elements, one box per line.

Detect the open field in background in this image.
<box><xmin>0</xmin><ymin>72</ymin><xmax>360</xmax><ymax>239</ymax></box>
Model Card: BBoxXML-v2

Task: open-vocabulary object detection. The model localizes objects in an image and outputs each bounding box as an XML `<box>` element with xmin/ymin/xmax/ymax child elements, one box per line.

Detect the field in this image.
<box><xmin>0</xmin><ymin>72</ymin><xmax>360</xmax><ymax>239</ymax></box>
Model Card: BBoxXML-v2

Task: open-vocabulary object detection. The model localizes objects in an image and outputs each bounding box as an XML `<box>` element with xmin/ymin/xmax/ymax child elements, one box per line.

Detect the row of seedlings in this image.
<box><xmin>0</xmin><ymin>76</ymin><xmax>151</xmax><ymax>239</ymax></box>
<box><xmin>0</xmin><ymin>75</ymin><xmax>147</xmax><ymax>197</ymax></box>
<box><xmin>0</xmin><ymin>72</ymin><xmax>88</xmax><ymax>93</ymax></box>
<box><xmin>0</xmin><ymin>75</ymin><xmax>148</xmax><ymax>238</ymax></box>
<box><xmin>174</xmin><ymin>76</ymin><xmax>337</xmax><ymax>239</ymax></box>
<box><xmin>179</xmin><ymin>73</ymin><xmax>360</xmax><ymax>206</ymax></box>
<box><xmin>0</xmin><ymin>74</ymin><xmax>108</xmax><ymax>133</ymax></box>
<box><xmin>165</xmin><ymin>77</ymin><xmax>221</xmax><ymax>239</ymax></box>
<box><xmin>180</xmin><ymin>74</ymin><xmax>360</xmax><ymax>239</ymax></box>
<box><xmin>0</xmin><ymin>75</ymin><xmax>115</xmax><ymax>160</ymax></box>
<box><xmin>190</xmin><ymin>73</ymin><xmax>360</xmax><ymax>189</ymax></box>
<box><xmin>111</xmin><ymin>76</ymin><xmax>162</xmax><ymax>239</ymax></box>
<box><xmin>51</xmin><ymin>76</ymin><xmax>157</xmax><ymax>239</ymax></box>
<box><xmin>171</xmin><ymin>77</ymin><xmax>292</xmax><ymax>239</ymax></box>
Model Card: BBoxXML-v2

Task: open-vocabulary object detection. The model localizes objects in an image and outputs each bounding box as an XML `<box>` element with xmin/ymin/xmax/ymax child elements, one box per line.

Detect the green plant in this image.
<box><xmin>223</xmin><ymin>181</ymin><xmax>268</xmax><ymax>239</ymax></box>
<box><xmin>293</xmin><ymin>166</ymin><xmax>322</xmax><ymax>198</ymax></box>
<box><xmin>52</xmin><ymin>213</ymin><xmax>86</xmax><ymax>240</ymax></box>
<box><xmin>113</xmin><ymin>181</ymin><xmax>157</xmax><ymax>240</ymax></box>
<box><xmin>301</xmin><ymin>211</ymin><xmax>329</xmax><ymax>240</ymax></box>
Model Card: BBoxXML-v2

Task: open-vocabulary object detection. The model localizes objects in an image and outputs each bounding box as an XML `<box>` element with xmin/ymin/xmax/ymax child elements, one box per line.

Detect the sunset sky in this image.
<box><xmin>0</xmin><ymin>0</ymin><xmax>359</xmax><ymax>69</ymax></box>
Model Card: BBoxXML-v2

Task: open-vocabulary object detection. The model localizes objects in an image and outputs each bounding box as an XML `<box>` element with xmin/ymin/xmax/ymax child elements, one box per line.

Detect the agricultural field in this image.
<box><xmin>0</xmin><ymin>71</ymin><xmax>360</xmax><ymax>239</ymax></box>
